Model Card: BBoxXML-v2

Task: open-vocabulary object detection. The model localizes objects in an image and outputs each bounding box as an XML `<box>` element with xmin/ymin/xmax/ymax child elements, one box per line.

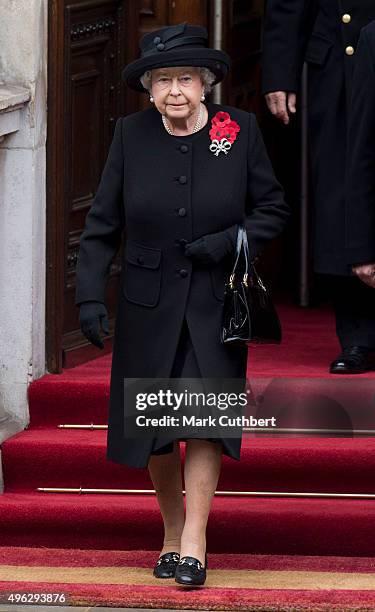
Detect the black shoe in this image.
<box><xmin>330</xmin><ymin>346</ymin><xmax>375</xmax><ymax>374</ymax></box>
<box><xmin>153</xmin><ymin>551</ymin><xmax>180</xmax><ymax>578</ymax></box>
<box><xmin>175</xmin><ymin>553</ymin><xmax>207</xmax><ymax>586</ymax></box>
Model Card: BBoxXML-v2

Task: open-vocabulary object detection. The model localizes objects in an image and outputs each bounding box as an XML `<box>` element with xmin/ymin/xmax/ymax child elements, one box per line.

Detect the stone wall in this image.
<box><xmin>0</xmin><ymin>0</ymin><xmax>48</xmax><ymax>467</ymax></box>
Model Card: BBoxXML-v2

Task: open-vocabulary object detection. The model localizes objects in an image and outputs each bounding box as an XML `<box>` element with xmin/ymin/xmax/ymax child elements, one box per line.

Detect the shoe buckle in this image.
<box><xmin>179</xmin><ymin>556</ymin><xmax>203</xmax><ymax>570</ymax></box>
<box><xmin>157</xmin><ymin>552</ymin><xmax>180</xmax><ymax>565</ymax></box>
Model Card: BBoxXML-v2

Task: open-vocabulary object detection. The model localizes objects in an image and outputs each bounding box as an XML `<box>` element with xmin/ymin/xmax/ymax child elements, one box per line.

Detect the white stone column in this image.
<box><xmin>0</xmin><ymin>0</ymin><xmax>48</xmax><ymax>479</ymax></box>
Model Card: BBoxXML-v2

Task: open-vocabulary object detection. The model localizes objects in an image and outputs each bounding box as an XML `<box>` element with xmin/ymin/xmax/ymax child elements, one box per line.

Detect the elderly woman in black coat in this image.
<box><xmin>75</xmin><ymin>23</ymin><xmax>289</xmax><ymax>587</ymax></box>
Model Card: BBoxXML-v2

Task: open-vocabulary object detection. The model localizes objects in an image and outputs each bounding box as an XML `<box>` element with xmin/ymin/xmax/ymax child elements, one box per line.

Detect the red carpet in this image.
<box><xmin>4</xmin><ymin>430</ymin><xmax>375</xmax><ymax>494</ymax></box>
<box><xmin>1</xmin><ymin>492</ymin><xmax>375</xmax><ymax>556</ymax></box>
<box><xmin>1</xmin><ymin>546</ymin><xmax>375</xmax><ymax>611</ymax></box>
<box><xmin>1</xmin><ymin>303</ymin><xmax>375</xmax><ymax>608</ymax></box>
<box><xmin>247</xmin><ymin>303</ymin><xmax>342</xmax><ymax>378</ymax></box>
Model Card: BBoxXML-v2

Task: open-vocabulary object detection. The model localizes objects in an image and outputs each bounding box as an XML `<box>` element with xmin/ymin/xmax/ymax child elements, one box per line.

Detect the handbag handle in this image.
<box><xmin>242</xmin><ymin>229</ymin><xmax>267</xmax><ymax>290</ymax></box>
<box><xmin>229</xmin><ymin>225</ymin><xmax>249</xmax><ymax>288</ymax></box>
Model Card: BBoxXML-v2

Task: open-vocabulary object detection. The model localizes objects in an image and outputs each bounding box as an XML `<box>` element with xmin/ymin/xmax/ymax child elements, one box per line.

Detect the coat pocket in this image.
<box><xmin>210</xmin><ymin>266</ymin><xmax>226</xmax><ymax>302</ymax></box>
<box><xmin>305</xmin><ymin>33</ymin><xmax>333</xmax><ymax>66</ymax></box>
<box><xmin>123</xmin><ymin>242</ymin><xmax>162</xmax><ymax>307</ymax></box>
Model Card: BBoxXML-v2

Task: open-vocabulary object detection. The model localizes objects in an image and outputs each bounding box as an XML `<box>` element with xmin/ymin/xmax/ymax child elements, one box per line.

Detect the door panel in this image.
<box><xmin>47</xmin><ymin>0</ymin><xmax>132</xmax><ymax>371</ymax></box>
<box><xmin>221</xmin><ymin>0</ymin><xmax>265</xmax><ymax>114</ymax></box>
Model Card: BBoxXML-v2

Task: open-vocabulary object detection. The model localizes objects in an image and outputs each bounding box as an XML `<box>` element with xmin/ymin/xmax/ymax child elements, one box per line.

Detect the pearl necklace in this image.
<box><xmin>162</xmin><ymin>103</ymin><xmax>205</xmax><ymax>135</ymax></box>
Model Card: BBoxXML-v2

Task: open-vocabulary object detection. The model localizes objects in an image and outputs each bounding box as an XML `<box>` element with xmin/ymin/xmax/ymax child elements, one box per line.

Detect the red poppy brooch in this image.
<box><xmin>209</xmin><ymin>111</ymin><xmax>240</xmax><ymax>156</ymax></box>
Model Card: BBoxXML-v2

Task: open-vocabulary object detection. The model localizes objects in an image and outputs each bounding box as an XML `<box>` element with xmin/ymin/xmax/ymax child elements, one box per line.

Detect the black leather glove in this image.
<box><xmin>79</xmin><ymin>301</ymin><xmax>109</xmax><ymax>349</ymax></box>
<box><xmin>184</xmin><ymin>225</ymin><xmax>238</xmax><ymax>266</ymax></box>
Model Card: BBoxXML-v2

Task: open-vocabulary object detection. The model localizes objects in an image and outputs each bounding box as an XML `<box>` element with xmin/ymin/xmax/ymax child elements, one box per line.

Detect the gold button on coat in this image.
<box><xmin>345</xmin><ymin>45</ymin><xmax>355</xmax><ymax>56</ymax></box>
<box><xmin>342</xmin><ymin>14</ymin><xmax>351</xmax><ymax>24</ymax></box>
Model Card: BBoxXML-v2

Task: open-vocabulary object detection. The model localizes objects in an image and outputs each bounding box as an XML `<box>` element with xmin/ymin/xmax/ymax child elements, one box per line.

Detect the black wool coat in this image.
<box><xmin>346</xmin><ymin>21</ymin><xmax>375</xmax><ymax>266</ymax></box>
<box><xmin>262</xmin><ymin>0</ymin><xmax>375</xmax><ymax>275</ymax></box>
<box><xmin>75</xmin><ymin>102</ymin><xmax>290</xmax><ymax>469</ymax></box>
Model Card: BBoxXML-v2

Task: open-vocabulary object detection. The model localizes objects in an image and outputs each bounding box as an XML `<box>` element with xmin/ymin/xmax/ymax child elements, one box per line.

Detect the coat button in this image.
<box><xmin>180</xmin><ymin>144</ymin><xmax>189</xmax><ymax>153</ymax></box>
<box><xmin>153</xmin><ymin>36</ymin><xmax>161</xmax><ymax>44</ymax></box>
<box><xmin>137</xmin><ymin>255</ymin><xmax>144</xmax><ymax>264</ymax></box>
<box><xmin>345</xmin><ymin>45</ymin><xmax>355</xmax><ymax>56</ymax></box>
<box><xmin>342</xmin><ymin>13</ymin><xmax>351</xmax><ymax>24</ymax></box>
<box><xmin>179</xmin><ymin>175</ymin><xmax>187</xmax><ymax>184</ymax></box>
<box><xmin>156</xmin><ymin>42</ymin><xmax>165</xmax><ymax>51</ymax></box>
<box><xmin>178</xmin><ymin>207</ymin><xmax>186</xmax><ymax>217</ymax></box>
<box><xmin>179</xmin><ymin>238</ymin><xmax>188</xmax><ymax>246</ymax></box>
<box><xmin>179</xmin><ymin>269</ymin><xmax>188</xmax><ymax>278</ymax></box>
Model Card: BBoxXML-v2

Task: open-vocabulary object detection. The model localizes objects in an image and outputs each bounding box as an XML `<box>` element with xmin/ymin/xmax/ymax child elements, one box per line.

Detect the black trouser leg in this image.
<box><xmin>330</xmin><ymin>275</ymin><xmax>375</xmax><ymax>350</ymax></box>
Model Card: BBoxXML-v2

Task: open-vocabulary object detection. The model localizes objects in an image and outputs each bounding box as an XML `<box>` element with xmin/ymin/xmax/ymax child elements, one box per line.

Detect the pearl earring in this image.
<box><xmin>150</xmin><ymin>96</ymin><xmax>154</xmax><ymax>103</ymax></box>
<box><xmin>201</xmin><ymin>93</ymin><xmax>205</xmax><ymax>101</ymax></box>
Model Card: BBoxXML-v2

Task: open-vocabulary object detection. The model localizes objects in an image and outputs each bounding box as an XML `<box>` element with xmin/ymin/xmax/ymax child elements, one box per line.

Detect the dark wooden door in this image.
<box><xmin>47</xmin><ymin>0</ymin><xmax>137</xmax><ymax>371</ymax></box>
<box><xmin>47</xmin><ymin>0</ymin><xmax>266</xmax><ymax>372</ymax></box>
<box><xmin>221</xmin><ymin>0</ymin><xmax>265</xmax><ymax>114</ymax></box>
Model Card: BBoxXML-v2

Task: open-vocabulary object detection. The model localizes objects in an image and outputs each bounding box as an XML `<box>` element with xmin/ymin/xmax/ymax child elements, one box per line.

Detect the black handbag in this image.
<box><xmin>220</xmin><ymin>226</ymin><xmax>282</xmax><ymax>346</ymax></box>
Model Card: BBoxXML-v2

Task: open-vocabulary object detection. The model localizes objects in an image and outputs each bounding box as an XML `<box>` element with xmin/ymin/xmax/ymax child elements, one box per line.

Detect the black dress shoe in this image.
<box><xmin>153</xmin><ymin>551</ymin><xmax>180</xmax><ymax>578</ymax></box>
<box><xmin>175</xmin><ymin>553</ymin><xmax>207</xmax><ymax>586</ymax></box>
<box><xmin>330</xmin><ymin>346</ymin><xmax>375</xmax><ymax>374</ymax></box>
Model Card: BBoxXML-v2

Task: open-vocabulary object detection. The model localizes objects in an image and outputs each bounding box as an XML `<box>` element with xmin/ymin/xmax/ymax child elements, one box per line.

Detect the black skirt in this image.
<box><xmin>150</xmin><ymin>317</ymin><xmax>242</xmax><ymax>460</ymax></box>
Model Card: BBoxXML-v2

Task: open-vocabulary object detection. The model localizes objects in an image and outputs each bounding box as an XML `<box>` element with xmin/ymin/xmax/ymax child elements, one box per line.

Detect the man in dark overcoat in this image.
<box><xmin>262</xmin><ymin>0</ymin><xmax>375</xmax><ymax>373</ymax></box>
<box><xmin>346</xmin><ymin>22</ymin><xmax>375</xmax><ymax>288</ymax></box>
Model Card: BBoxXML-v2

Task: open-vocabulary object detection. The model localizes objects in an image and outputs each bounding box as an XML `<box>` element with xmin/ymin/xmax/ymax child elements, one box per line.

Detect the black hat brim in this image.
<box><xmin>122</xmin><ymin>47</ymin><xmax>231</xmax><ymax>92</ymax></box>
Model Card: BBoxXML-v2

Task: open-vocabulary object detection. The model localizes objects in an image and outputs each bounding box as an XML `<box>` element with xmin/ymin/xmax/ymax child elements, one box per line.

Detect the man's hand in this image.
<box><xmin>265</xmin><ymin>91</ymin><xmax>297</xmax><ymax>125</ymax></box>
<box><xmin>352</xmin><ymin>263</ymin><xmax>375</xmax><ymax>288</ymax></box>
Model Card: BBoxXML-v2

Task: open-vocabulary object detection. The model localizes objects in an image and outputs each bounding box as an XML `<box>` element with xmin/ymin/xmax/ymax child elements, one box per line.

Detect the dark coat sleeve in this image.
<box><xmin>244</xmin><ymin>114</ymin><xmax>290</xmax><ymax>258</ymax></box>
<box><xmin>75</xmin><ymin>118</ymin><xmax>125</xmax><ymax>305</ymax></box>
<box><xmin>261</xmin><ymin>0</ymin><xmax>318</xmax><ymax>94</ymax></box>
<box><xmin>346</xmin><ymin>26</ymin><xmax>375</xmax><ymax>266</ymax></box>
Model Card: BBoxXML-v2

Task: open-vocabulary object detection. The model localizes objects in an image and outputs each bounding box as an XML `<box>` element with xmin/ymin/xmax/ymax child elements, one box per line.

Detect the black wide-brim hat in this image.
<box><xmin>122</xmin><ymin>22</ymin><xmax>231</xmax><ymax>92</ymax></box>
